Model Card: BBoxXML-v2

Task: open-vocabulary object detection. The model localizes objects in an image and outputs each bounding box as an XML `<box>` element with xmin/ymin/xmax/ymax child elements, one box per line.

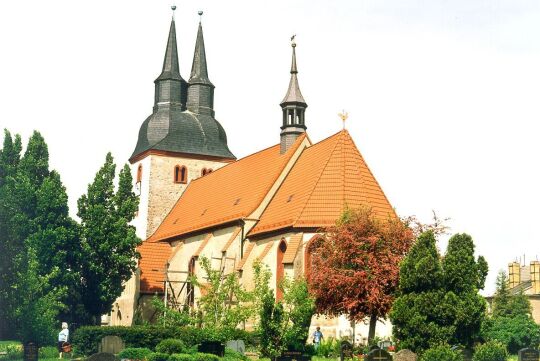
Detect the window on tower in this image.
<box><xmin>174</xmin><ymin>165</ymin><xmax>188</xmax><ymax>184</ymax></box>
<box><xmin>136</xmin><ymin>164</ymin><xmax>143</xmax><ymax>183</ymax></box>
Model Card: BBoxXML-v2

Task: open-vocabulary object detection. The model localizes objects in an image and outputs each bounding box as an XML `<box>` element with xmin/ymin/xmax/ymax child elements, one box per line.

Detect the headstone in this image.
<box><xmin>365</xmin><ymin>348</ymin><xmax>392</xmax><ymax>361</ymax></box>
<box><xmin>86</xmin><ymin>352</ymin><xmax>118</xmax><ymax>361</ymax></box>
<box><xmin>275</xmin><ymin>349</ymin><xmax>311</xmax><ymax>361</ymax></box>
<box><xmin>98</xmin><ymin>336</ymin><xmax>125</xmax><ymax>354</ymax></box>
<box><xmin>226</xmin><ymin>340</ymin><xmax>246</xmax><ymax>355</ymax></box>
<box><xmin>340</xmin><ymin>341</ymin><xmax>353</xmax><ymax>361</ymax></box>
<box><xmin>518</xmin><ymin>348</ymin><xmax>540</xmax><ymax>361</ymax></box>
<box><xmin>394</xmin><ymin>349</ymin><xmax>417</xmax><ymax>361</ymax></box>
<box><xmin>23</xmin><ymin>342</ymin><xmax>38</xmax><ymax>361</ymax></box>
<box><xmin>198</xmin><ymin>341</ymin><xmax>225</xmax><ymax>357</ymax></box>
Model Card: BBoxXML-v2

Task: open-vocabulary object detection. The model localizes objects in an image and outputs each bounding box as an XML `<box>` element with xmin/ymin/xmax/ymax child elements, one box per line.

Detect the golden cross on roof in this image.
<box><xmin>338</xmin><ymin>110</ymin><xmax>349</xmax><ymax>129</ymax></box>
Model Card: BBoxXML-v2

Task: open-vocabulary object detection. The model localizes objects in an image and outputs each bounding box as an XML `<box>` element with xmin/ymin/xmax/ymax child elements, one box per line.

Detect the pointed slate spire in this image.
<box><xmin>187</xmin><ymin>16</ymin><xmax>215</xmax><ymax>116</ymax></box>
<box><xmin>154</xmin><ymin>18</ymin><xmax>187</xmax><ymax>109</ymax></box>
<box><xmin>280</xmin><ymin>37</ymin><xmax>308</xmax><ymax>154</ymax></box>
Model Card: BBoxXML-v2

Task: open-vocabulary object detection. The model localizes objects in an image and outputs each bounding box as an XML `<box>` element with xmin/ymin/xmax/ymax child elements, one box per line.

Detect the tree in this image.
<box><xmin>308</xmin><ymin>207</ymin><xmax>414</xmax><ymax>342</ymax></box>
<box><xmin>0</xmin><ymin>129</ymin><xmax>22</xmax><ymax>338</ymax></box>
<box><xmin>442</xmin><ymin>233</ymin><xmax>487</xmax><ymax>347</ymax></box>
<box><xmin>390</xmin><ymin>231</ymin><xmax>488</xmax><ymax>352</ymax></box>
<box><xmin>77</xmin><ymin>154</ymin><xmax>141</xmax><ymax>323</ymax></box>
<box><xmin>255</xmin><ymin>262</ymin><xmax>315</xmax><ymax>357</ymax></box>
<box><xmin>482</xmin><ymin>270</ymin><xmax>540</xmax><ymax>353</ymax></box>
<box><xmin>192</xmin><ymin>256</ymin><xmax>254</xmax><ymax>331</ymax></box>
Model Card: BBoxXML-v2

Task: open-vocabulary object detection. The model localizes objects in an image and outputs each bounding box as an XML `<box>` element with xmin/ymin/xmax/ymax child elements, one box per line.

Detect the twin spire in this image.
<box><xmin>153</xmin><ymin>12</ymin><xmax>308</xmax><ymax>152</ymax></box>
<box><xmin>154</xmin><ymin>13</ymin><xmax>214</xmax><ymax>116</ymax></box>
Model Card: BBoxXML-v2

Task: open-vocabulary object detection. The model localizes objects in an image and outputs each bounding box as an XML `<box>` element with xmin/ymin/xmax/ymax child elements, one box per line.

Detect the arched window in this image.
<box><xmin>187</xmin><ymin>257</ymin><xmax>196</xmax><ymax>307</ymax></box>
<box><xmin>174</xmin><ymin>165</ymin><xmax>187</xmax><ymax>184</ymax></box>
<box><xmin>305</xmin><ymin>235</ymin><xmax>323</xmax><ymax>284</ymax></box>
<box><xmin>276</xmin><ymin>239</ymin><xmax>287</xmax><ymax>301</ymax></box>
<box><xmin>136</xmin><ymin>164</ymin><xmax>143</xmax><ymax>183</ymax></box>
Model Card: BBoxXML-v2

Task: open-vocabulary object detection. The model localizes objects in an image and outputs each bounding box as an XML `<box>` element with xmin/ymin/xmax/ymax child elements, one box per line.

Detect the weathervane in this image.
<box><xmin>290</xmin><ymin>34</ymin><xmax>296</xmax><ymax>47</ymax></box>
<box><xmin>338</xmin><ymin>110</ymin><xmax>349</xmax><ymax>129</ymax></box>
<box><xmin>198</xmin><ymin>10</ymin><xmax>204</xmax><ymax>22</ymax></box>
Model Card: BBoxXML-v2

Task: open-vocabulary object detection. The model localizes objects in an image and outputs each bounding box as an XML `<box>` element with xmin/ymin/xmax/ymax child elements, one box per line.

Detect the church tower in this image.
<box><xmin>280</xmin><ymin>38</ymin><xmax>307</xmax><ymax>153</ymax></box>
<box><xmin>130</xmin><ymin>13</ymin><xmax>236</xmax><ymax>239</ymax></box>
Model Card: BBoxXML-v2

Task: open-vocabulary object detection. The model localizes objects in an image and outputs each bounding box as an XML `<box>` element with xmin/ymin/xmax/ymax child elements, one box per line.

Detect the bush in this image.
<box><xmin>118</xmin><ymin>347</ymin><xmax>153</xmax><ymax>360</ymax></box>
<box><xmin>156</xmin><ymin>339</ymin><xmax>186</xmax><ymax>355</ymax></box>
<box><xmin>314</xmin><ymin>338</ymin><xmax>339</xmax><ymax>357</ymax></box>
<box><xmin>168</xmin><ymin>354</ymin><xmax>195</xmax><ymax>361</ymax></box>
<box><xmin>148</xmin><ymin>352</ymin><xmax>170</xmax><ymax>361</ymax></box>
<box><xmin>223</xmin><ymin>348</ymin><xmax>248</xmax><ymax>361</ymax></box>
<box><xmin>193</xmin><ymin>353</ymin><xmax>220</xmax><ymax>361</ymax></box>
<box><xmin>472</xmin><ymin>341</ymin><xmax>507</xmax><ymax>361</ymax></box>
<box><xmin>482</xmin><ymin>315</ymin><xmax>540</xmax><ymax>354</ymax></box>
<box><xmin>72</xmin><ymin>326</ymin><xmax>257</xmax><ymax>356</ymax></box>
<box><xmin>39</xmin><ymin>346</ymin><xmax>58</xmax><ymax>358</ymax></box>
<box><xmin>0</xmin><ymin>344</ymin><xmax>23</xmax><ymax>360</ymax></box>
<box><xmin>420</xmin><ymin>345</ymin><xmax>464</xmax><ymax>361</ymax></box>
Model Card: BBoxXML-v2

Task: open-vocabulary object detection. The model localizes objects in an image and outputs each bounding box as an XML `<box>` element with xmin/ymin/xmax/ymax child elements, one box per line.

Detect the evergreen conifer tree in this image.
<box><xmin>77</xmin><ymin>153</ymin><xmax>140</xmax><ymax>323</ymax></box>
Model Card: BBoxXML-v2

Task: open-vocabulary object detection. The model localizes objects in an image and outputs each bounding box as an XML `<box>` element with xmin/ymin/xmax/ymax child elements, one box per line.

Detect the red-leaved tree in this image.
<box><xmin>308</xmin><ymin>207</ymin><xmax>414</xmax><ymax>342</ymax></box>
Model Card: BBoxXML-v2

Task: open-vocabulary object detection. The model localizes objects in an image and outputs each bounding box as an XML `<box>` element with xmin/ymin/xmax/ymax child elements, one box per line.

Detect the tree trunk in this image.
<box><xmin>368</xmin><ymin>314</ymin><xmax>377</xmax><ymax>344</ymax></box>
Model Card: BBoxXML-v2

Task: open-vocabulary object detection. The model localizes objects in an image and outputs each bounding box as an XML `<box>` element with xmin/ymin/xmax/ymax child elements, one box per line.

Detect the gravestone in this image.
<box><xmin>23</xmin><ymin>342</ymin><xmax>38</xmax><ymax>361</ymax></box>
<box><xmin>340</xmin><ymin>341</ymin><xmax>353</xmax><ymax>361</ymax></box>
<box><xmin>86</xmin><ymin>352</ymin><xmax>118</xmax><ymax>361</ymax></box>
<box><xmin>365</xmin><ymin>348</ymin><xmax>392</xmax><ymax>361</ymax></box>
<box><xmin>275</xmin><ymin>349</ymin><xmax>310</xmax><ymax>361</ymax></box>
<box><xmin>394</xmin><ymin>349</ymin><xmax>417</xmax><ymax>361</ymax></box>
<box><xmin>518</xmin><ymin>348</ymin><xmax>540</xmax><ymax>361</ymax></box>
<box><xmin>98</xmin><ymin>336</ymin><xmax>125</xmax><ymax>354</ymax></box>
<box><xmin>199</xmin><ymin>341</ymin><xmax>225</xmax><ymax>357</ymax></box>
<box><xmin>226</xmin><ymin>340</ymin><xmax>246</xmax><ymax>355</ymax></box>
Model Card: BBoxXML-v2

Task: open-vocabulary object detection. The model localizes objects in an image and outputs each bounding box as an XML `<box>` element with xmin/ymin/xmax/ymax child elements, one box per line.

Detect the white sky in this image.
<box><xmin>1</xmin><ymin>0</ymin><xmax>539</xmax><ymax>295</ymax></box>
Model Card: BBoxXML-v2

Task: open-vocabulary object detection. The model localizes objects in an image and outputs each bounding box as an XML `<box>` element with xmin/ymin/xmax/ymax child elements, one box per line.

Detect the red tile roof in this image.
<box><xmin>138</xmin><ymin>241</ymin><xmax>172</xmax><ymax>294</ymax></box>
<box><xmin>148</xmin><ymin>135</ymin><xmax>306</xmax><ymax>242</ymax></box>
<box><xmin>250</xmin><ymin>130</ymin><xmax>396</xmax><ymax>236</ymax></box>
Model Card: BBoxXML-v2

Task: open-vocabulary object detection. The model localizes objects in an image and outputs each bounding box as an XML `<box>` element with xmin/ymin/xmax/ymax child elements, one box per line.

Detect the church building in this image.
<box><xmin>109</xmin><ymin>13</ymin><xmax>397</xmax><ymax>341</ymax></box>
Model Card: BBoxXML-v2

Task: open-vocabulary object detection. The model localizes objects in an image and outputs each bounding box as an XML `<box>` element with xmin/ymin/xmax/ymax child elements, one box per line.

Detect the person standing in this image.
<box><xmin>313</xmin><ymin>326</ymin><xmax>323</xmax><ymax>350</ymax></box>
<box><xmin>58</xmin><ymin>322</ymin><xmax>69</xmax><ymax>359</ymax></box>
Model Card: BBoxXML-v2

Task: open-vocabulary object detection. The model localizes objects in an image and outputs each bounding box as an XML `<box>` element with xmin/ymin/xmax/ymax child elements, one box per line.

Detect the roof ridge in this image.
<box><xmin>292</xmin><ymin>132</ymin><xmax>344</xmax><ymax>227</ymax></box>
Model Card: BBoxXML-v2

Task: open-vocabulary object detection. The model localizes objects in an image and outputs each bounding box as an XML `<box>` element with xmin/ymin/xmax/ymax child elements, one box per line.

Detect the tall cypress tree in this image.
<box><xmin>0</xmin><ymin>130</ymin><xmax>23</xmax><ymax>338</ymax></box>
<box><xmin>77</xmin><ymin>153</ymin><xmax>140</xmax><ymax>323</ymax></box>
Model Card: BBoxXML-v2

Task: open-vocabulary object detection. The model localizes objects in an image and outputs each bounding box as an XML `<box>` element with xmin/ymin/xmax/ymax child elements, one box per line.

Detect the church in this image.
<box><xmin>108</xmin><ymin>13</ymin><xmax>397</xmax><ymax>341</ymax></box>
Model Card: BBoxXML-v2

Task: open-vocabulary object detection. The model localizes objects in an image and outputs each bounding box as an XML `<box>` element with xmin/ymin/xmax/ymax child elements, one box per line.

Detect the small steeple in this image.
<box><xmin>187</xmin><ymin>12</ymin><xmax>215</xmax><ymax>116</ymax></box>
<box><xmin>280</xmin><ymin>36</ymin><xmax>308</xmax><ymax>154</ymax></box>
<box><xmin>154</xmin><ymin>15</ymin><xmax>188</xmax><ymax>110</ymax></box>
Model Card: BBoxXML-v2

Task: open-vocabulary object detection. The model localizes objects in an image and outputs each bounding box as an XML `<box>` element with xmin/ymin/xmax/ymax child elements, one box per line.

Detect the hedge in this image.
<box><xmin>72</xmin><ymin>326</ymin><xmax>256</xmax><ymax>356</ymax></box>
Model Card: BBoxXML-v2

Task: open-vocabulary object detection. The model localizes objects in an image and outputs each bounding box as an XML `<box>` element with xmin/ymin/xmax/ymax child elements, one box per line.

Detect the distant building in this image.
<box><xmin>106</xmin><ymin>13</ymin><xmax>402</xmax><ymax>341</ymax></box>
<box><xmin>486</xmin><ymin>260</ymin><xmax>540</xmax><ymax>324</ymax></box>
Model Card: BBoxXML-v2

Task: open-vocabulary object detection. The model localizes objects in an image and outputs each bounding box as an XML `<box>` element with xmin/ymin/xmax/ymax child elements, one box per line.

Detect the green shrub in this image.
<box><xmin>314</xmin><ymin>338</ymin><xmax>339</xmax><ymax>357</ymax></box>
<box><xmin>223</xmin><ymin>347</ymin><xmax>248</xmax><ymax>361</ymax></box>
<box><xmin>420</xmin><ymin>345</ymin><xmax>464</xmax><ymax>361</ymax></box>
<box><xmin>193</xmin><ymin>353</ymin><xmax>220</xmax><ymax>361</ymax></box>
<box><xmin>39</xmin><ymin>346</ymin><xmax>58</xmax><ymax>358</ymax></box>
<box><xmin>148</xmin><ymin>352</ymin><xmax>170</xmax><ymax>361</ymax></box>
<box><xmin>118</xmin><ymin>347</ymin><xmax>153</xmax><ymax>360</ymax></box>
<box><xmin>482</xmin><ymin>315</ymin><xmax>540</xmax><ymax>354</ymax></box>
<box><xmin>472</xmin><ymin>341</ymin><xmax>507</xmax><ymax>361</ymax></box>
<box><xmin>168</xmin><ymin>354</ymin><xmax>195</xmax><ymax>361</ymax></box>
<box><xmin>72</xmin><ymin>326</ymin><xmax>257</xmax><ymax>356</ymax></box>
<box><xmin>156</xmin><ymin>339</ymin><xmax>186</xmax><ymax>355</ymax></box>
<box><xmin>0</xmin><ymin>344</ymin><xmax>23</xmax><ymax>360</ymax></box>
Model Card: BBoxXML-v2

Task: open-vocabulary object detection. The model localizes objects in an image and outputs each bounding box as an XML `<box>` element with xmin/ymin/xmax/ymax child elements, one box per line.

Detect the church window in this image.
<box><xmin>276</xmin><ymin>239</ymin><xmax>287</xmax><ymax>301</ymax></box>
<box><xmin>136</xmin><ymin>164</ymin><xmax>143</xmax><ymax>183</ymax></box>
<box><xmin>174</xmin><ymin>165</ymin><xmax>187</xmax><ymax>184</ymax></box>
<box><xmin>305</xmin><ymin>235</ymin><xmax>323</xmax><ymax>284</ymax></box>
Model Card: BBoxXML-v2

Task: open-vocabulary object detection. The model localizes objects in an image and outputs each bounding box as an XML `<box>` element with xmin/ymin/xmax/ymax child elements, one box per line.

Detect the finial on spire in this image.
<box><xmin>198</xmin><ymin>10</ymin><xmax>203</xmax><ymax>23</ymax></box>
<box><xmin>171</xmin><ymin>4</ymin><xmax>177</xmax><ymax>19</ymax></box>
<box><xmin>338</xmin><ymin>110</ymin><xmax>349</xmax><ymax>129</ymax></box>
<box><xmin>291</xmin><ymin>34</ymin><xmax>296</xmax><ymax>47</ymax></box>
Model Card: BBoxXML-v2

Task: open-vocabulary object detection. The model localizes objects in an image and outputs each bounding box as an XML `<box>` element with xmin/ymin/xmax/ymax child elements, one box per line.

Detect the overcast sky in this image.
<box><xmin>1</xmin><ymin>0</ymin><xmax>539</xmax><ymax>295</ymax></box>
